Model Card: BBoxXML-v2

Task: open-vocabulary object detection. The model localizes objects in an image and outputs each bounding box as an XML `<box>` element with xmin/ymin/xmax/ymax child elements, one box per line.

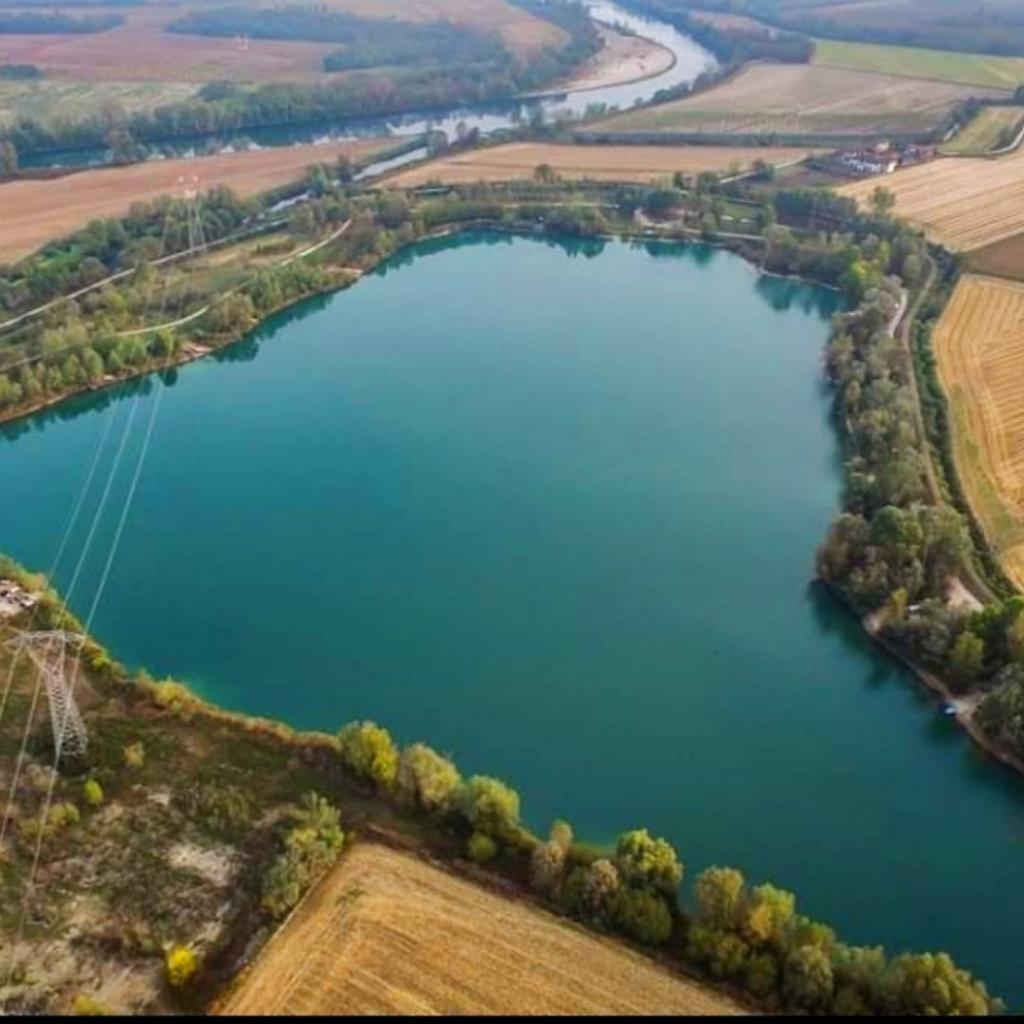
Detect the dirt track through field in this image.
<box><xmin>933</xmin><ymin>274</ymin><xmax>1024</xmax><ymax>586</ymax></box>
<box><xmin>0</xmin><ymin>139</ymin><xmax>390</xmax><ymax>263</ymax></box>
<box><xmin>385</xmin><ymin>141</ymin><xmax>812</xmax><ymax>186</ymax></box>
<box><xmin>840</xmin><ymin>147</ymin><xmax>1024</xmax><ymax>251</ymax></box>
<box><xmin>214</xmin><ymin>843</ymin><xmax>747</xmax><ymax>1016</ymax></box>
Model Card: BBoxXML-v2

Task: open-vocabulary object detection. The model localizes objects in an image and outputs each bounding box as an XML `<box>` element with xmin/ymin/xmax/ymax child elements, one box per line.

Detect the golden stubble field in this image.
<box><xmin>214</xmin><ymin>843</ymin><xmax>747</xmax><ymax>1016</ymax></box>
<box><xmin>386</xmin><ymin>141</ymin><xmax>813</xmax><ymax>186</ymax></box>
<box><xmin>840</xmin><ymin>147</ymin><xmax>1024</xmax><ymax>251</ymax></box>
<box><xmin>0</xmin><ymin>138</ymin><xmax>392</xmax><ymax>264</ymax></box>
<box><xmin>933</xmin><ymin>274</ymin><xmax>1024</xmax><ymax>586</ymax></box>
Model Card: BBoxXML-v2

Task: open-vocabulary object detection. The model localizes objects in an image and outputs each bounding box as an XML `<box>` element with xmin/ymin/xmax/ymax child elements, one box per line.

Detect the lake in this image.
<box><xmin>3</xmin><ymin>232</ymin><xmax>1023</xmax><ymax>1005</ymax></box>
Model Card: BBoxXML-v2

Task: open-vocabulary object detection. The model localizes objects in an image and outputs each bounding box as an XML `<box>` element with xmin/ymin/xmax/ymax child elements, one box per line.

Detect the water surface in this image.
<box><xmin>3</xmin><ymin>233</ymin><xmax>1023</xmax><ymax>1006</ymax></box>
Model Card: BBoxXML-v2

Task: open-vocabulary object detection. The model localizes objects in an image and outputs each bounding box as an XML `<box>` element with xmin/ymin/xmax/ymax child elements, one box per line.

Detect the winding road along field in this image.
<box><xmin>933</xmin><ymin>274</ymin><xmax>1024</xmax><ymax>586</ymax></box>
<box><xmin>215</xmin><ymin>843</ymin><xmax>747</xmax><ymax>1016</ymax></box>
<box><xmin>0</xmin><ymin>138</ymin><xmax>392</xmax><ymax>264</ymax></box>
<box><xmin>840</xmin><ymin>147</ymin><xmax>1024</xmax><ymax>251</ymax></box>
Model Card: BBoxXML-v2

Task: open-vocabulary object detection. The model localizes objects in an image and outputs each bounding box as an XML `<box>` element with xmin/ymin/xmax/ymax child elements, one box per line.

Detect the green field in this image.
<box><xmin>0</xmin><ymin>80</ymin><xmax>198</xmax><ymax>130</ymax></box>
<box><xmin>942</xmin><ymin>105</ymin><xmax>1024</xmax><ymax>155</ymax></box>
<box><xmin>813</xmin><ymin>38</ymin><xmax>1024</xmax><ymax>91</ymax></box>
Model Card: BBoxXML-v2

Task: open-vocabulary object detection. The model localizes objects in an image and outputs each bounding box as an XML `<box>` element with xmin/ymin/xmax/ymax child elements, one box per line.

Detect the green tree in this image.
<box><xmin>687</xmin><ymin>922</ymin><xmax>750</xmax><ymax>980</ymax></box>
<box><xmin>743</xmin><ymin>883</ymin><xmax>795</xmax><ymax>949</ymax></box>
<box><xmin>395</xmin><ymin>742</ymin><xmax>460</xmax><ymax>812</ymax></box>
<box><xmin>529</xmin><ymin>840</ymin><xmax>566</xmax><ymax>896</ymax></box>
<box><xmin>338</xmin><ymin>720</ymin><xmax>399</xmax><ymax>789</ymax></box>
<box><xmin>869</xmin><ymin>185</ymin><xmax>896</xmax><ymax>217</ymax></box>
<box><xmin>949</xmin><ymin>629</ymin><xmax>985</xmax><ymax>689</ymax></box>
<box><xmin>694</xmin><ymin>866</ymin><xmax>746</xmax><ymax>929</ymax></box>
<box><xmin>581</xmin><ymin>858</ymin><xmax>619</xmax><ymax>916</ymax></box>
<box><xmin>456</xmin><ymin>775</ymin><xmax>520</xmax><ymax>838</ymax></box>
<box><xmin>884</xmin><ymin>951</ymin><xmax>996</xmax><ymax>1015</ymax></box>
<box><xmin>614</xmin><ymin>829</ymin><xmax>683</xmax><ymax>897</ymax></box>
<box><xmin>783</xmin><ymin>944</ymin><xmax>834</xmax><ymax>1012</ymax></box>
<box><xmin>610</xmin><ymin>886</ymin><xmax>673</xmax><ymax>946</ymax></box>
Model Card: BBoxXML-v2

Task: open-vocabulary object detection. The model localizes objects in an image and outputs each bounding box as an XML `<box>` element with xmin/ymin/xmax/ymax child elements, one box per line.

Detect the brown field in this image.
<box><xmin>0</xmin><ymin>0</ymin><xmax>561</xmax><ymax>83</ymax></box>
<box><xmin>385</xmin><ymin>141</ymin><xmax>813</xmax><ymax>187</ymax></box>
<box><xmin>971</xmin><ymin>232</ymin><xmax>1024</xmax><ymax>282</ymax></box>
<box><xmin>840</xmin><ymin>146</ymin><xmax>1024</xmax><ymax>251</ymax></box>
<box><xmin>591</xmin><ymin>62</ymin><xmax>1003</xmax><ymax>139</ymax></box>
<box><xmin>0</xmin><ymin>138</ymin><xmax>391</xmax><ymax>264</ymax></box>
<box><xmin>933</xmin><ymin>274</ymin><xmax>1024</xmax><ymax>586</ymax></box>
<box><xmin>214</xmin><ymin>843</ymin><xmax>747</xmax><ymax>1016</ymax></box>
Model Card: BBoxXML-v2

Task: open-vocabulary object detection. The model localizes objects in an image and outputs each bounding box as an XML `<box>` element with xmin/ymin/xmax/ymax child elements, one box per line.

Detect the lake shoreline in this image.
<box><xmin>4</xmin><ymin>221</ymin><xmax>1016</xmax><ymax>792</ymax></box>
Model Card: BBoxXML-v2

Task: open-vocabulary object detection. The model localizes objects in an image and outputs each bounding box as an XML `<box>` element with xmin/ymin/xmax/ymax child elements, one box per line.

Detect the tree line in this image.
<box><xmin>167</xmin><ymin>4</ymin><xmax>510</xmax><ymax>74</ymax></box>
<box><xmin>0</xmin><ymin>1</ymin><xmax>599</xmax><ymax>157</ymax></box>
<box><xmin>0</xmin><ymin>10</ymin><xmax>122</xmax><ymax>32</ymax></box>
<box><xmin>242</xmin><ymin>715</ymin><xmax>999</xmax><ymax>1015</ymax></box>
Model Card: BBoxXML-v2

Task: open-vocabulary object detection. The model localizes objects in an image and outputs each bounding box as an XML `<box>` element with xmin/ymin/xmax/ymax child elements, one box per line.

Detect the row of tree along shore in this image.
<box><xmin>2</xmin><ymin>557</ymin><xmax>1002</xmax><ymax>1015</ymax></box>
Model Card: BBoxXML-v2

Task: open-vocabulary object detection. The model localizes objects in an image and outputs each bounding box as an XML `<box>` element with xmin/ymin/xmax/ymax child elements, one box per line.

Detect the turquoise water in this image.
<box><xmin>3</xmin><ymin>233</ymin><xmax>1024</xmax><ymax>1005</ymax></box>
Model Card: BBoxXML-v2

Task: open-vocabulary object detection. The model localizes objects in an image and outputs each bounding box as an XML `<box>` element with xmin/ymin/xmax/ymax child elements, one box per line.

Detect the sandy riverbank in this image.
<box><xmin>530</xmin><ymin>24</ymin><xmax>676</xmax><ymax>97</ymax></box>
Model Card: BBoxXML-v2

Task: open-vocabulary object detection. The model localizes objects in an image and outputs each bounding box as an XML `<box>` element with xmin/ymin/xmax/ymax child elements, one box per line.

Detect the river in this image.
<box><xmin>2</xmin><ymin>233</ymin><xmax>1023</xmax><ymax>1006</ymax></box>
<box><xmin>22</xmin><ymin>2</ymin><xmax>717</xmax><ymax>174</ymax></box>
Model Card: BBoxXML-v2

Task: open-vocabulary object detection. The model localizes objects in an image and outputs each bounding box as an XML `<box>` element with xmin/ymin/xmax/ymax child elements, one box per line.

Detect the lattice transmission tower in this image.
<box><xmin>178</xmin><ymin>174</ymin><xmax>207</xmax><ymax>256</ymax></box>
<box><xmin>6</xmin><ymin>631</ymin><xmax>88</xmax><ymax>761</ymax></box>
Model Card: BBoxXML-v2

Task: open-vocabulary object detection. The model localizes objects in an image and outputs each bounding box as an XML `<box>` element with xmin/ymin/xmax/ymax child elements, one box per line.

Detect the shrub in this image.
<box><xmin>467</xmin><ymin>831</ymin><xmax>497</xmax><ymax>864</ymax></box>
<box><xmin>72</xmin><ymin>994</ymin><xmax>107</xmax><ymax>1016</ymax></box>
<box><xmin>164</xmin><ymin>946</ymin><xmax>198</xmax><ymax>988</ymax></box>
<box><xmin>261</xmin><ymin>793</ymin><xmax>344</xmax><ymax>919</ymax></box>
<box><xmin>82</xmin><ymin>779</ymin><xmax>103</xmax><ymax>808</ymax></box>
<box><xmin>122</xmin><ymin>742</ymin><xmax>145</xmax><ymax>769</ymax></box>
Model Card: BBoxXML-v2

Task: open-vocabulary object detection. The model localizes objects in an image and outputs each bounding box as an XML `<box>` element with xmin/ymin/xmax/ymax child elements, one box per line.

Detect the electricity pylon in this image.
<box><xmin>6</xmin><ymin>631</ymin><xmax>88</xmax><ymax>761</ymax></box>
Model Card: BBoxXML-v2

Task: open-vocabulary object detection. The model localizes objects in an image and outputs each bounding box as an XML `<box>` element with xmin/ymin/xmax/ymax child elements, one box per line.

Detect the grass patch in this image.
<box><xmin>942</xmin><ymin>106</ymin><xmax>1024</xmax><ymax>155</ymax></box>
<box><xmin>813</xmin><ymin>38</ymin><xmax>1024</xmax><ymax>90</ymax></box>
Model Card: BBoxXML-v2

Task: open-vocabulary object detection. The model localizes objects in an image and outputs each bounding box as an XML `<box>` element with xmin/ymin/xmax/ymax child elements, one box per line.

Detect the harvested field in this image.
<box><xmin>384</xmin><ymin>141</ymin><xmax>814</xmax><ymax>187</ymax></box>
<box><xmin>214</xmin><ymin>843</ymin><xmax>747</xmax><ymax>1016</ymax></box>
<box><xmin>0</xmin><ymin>0</ymin><xmax>561</xmax><ymax>83</ymax></box>
<box><xmin>942</xmin><ymin>105</ymin><xmax>1024</xmax><ymax>156</ymax></box>
<box><xmin>933</xmin><ymin>274</ymin><xmax>1024</xmax><ymax>586</ymax></box>
<box><xmin>813</xmin><ymin>38</ymin><xmax>1024</xmax><ymax>90</ymax></box>
<box><xmin>0</xmin><ymin>138</ymin><xmax>392</xmax><ymax>263</ymax></box>
<box><xmin>971</xmin><ymin>232</ymin><xmax>1024</xmax><ymax>282</ymax></box>
<box><xmin>840</xmin><ymin>146</ymin><xmax>1024</xmax><ymax>251</ymax></box>
<box><xmin>591</xmin><ymin>63</ymin><xmax>1000</xmax><ymax>139</ymax></box>
<box><xmin>0</xmin><ymin>7</ymin><xmax>337</xmax><ymax>83</ymax></box>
